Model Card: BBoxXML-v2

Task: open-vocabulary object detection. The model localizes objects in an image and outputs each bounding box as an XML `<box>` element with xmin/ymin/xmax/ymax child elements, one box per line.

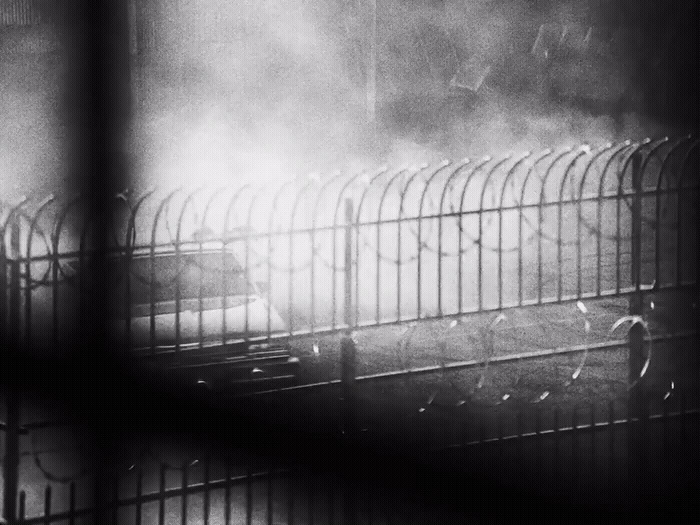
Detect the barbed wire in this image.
<box><xmin>7</xmin><ymin>169</ymin><xmax>689</xmax><ymax>285</ymax></box>
<box><xmin>392</xmin><ymin>295</ymin><xmax>660</xmax><ymax>410</ymax></box>
<box><xmin>29</xmin><ymin>425</ymin><xmax>92</xmax><ymax>484</ymax></box>
<box><xmin>14</xmin><ymin>189</ymin><xmax>684</xmax><ymax>285</ymax></box>
<box><xmin>610</xmin><ymin>310</ymin><xmax>653</xmax><ymax>392</ymax></box>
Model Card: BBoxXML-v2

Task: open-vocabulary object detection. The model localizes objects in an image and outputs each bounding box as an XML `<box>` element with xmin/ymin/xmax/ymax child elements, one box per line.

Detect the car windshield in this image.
<box><xmin>65</xmin><ymin>251</ymin><xmax>255</xmax><ymax>308</ymax></box>
<box><xmin>126</xmin><ymin>252</ymin><xmax>254</xmax><ymax>305</ymax></box>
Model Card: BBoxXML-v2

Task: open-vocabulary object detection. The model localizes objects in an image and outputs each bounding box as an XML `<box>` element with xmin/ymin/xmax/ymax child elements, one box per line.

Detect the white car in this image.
<box><xmin>107</xmin><ymin>247</ymin><xmax>287</xmax><ymax>352</ymax></box>
<box><xmin>55</xmin><ymin>245</ymin><xmax>298</xmax><ymax>388</ymax></box>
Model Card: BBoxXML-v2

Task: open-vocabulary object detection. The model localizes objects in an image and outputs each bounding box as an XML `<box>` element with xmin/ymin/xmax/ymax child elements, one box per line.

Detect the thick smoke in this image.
<box><xmin>134</xmin><ymin>0</ymin><xmax>373</xmax><ymax>190</ymax></box>
<box><xmin>1</xmin><ymin>0</ymin><xmax>693</xmax><ymax>202</ymax></box>
<box><xmin>0</xmin><ymin>24</ymin><xmax>63</xmax><ymax>202</ymax></box>
<box><xmin>132</xmin><ymin>0</ymin><xmax>685</xmax><ymax>189</ymax></box>
<box><xmin>375</xmin><ymin>0</ymin><xmax>678</xmax><ymax>161</ymax></box>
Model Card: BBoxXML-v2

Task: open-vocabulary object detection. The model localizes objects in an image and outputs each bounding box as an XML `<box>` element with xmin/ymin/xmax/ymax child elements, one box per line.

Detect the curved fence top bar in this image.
<box><xmin>224</xmin><ymin>183</ymin><xmax>253</xmax><ymax>237</ymax></box>
<box><xmin>677</xmin><ymin>138</ymin><xmax>700</xmax><ymax>188</ymax></box>
<box><xmin>596</xmin><ymin>140</ymin><xmax>635</xmax><ymax>197</ymax></box>
<box><xmin>416</xmin><ymin>160</ymin><xmax>451</xmax><ymax>220</ymax></box>
<box><xmin>333</xmin><ymin>166</ymin><xmax>388</xmax><ymax>230</ymax></box>
<box><xmin>654</xmin><ymin>135</ymin><xmax>694</xmax><ymax>191</ymax></box>
<box><xmin>25</xmin><ymin>194</ymin><xmax>55</xmax><ymax>260</ymax></box>
<box><xmin>126</xmin><ymin>188</ymin><xmax>157</xmax><ymax>248</ymax></box>
<box><xmin>2</xmin><ymin>136</ymin><xmax>697</xmax><ymax>254</ymax></box>
<box><xmin>1</xmin><ymin>196</ymin><xmax>29</xmax><ymax>239</ymax></box>
<box><xmin>355</xmin><ymin>165</ymin><xmax>408</xmax><ymax>224</ymax></box>
<box><xmin>1</xmin><ymin>136</ymin><xmax>698</xmax><ymax>349</ymax></box>
<box><xmin>578</xmin><ymin>143</ymin><xmax>615</xmax><ymax>198</ymax></box>
<box><xmin>615</xmin><ymin>138</ymin><xmax>656</xmax><ymax>190</ymax></box>
<box><xmin>498</xmin><ymin>151</ymin><xmax>532</xmax><ymax>209</ymax></box>
<box><xmin>478</xmin><ymin>153</ymin><xmax>515</xmax><ymax>212</ymax></box>
<box><xmin>458</xmin><ymin>156</ymin><xmax>493</xmax><ymax>215</ymax></box>
<box><xmin>556</xmin><ymin>147</ymin><xmax>589</xmax><ymax>202</ymax></box>
<box><xmin>437</xmin><ymin>158</ymin><xmax>471</xmax><ymax>215</ymax></box>
<box><xmin>175</xmin><ymin>186</ymin><xmax>205</xmax><ymax>245</ymax></box>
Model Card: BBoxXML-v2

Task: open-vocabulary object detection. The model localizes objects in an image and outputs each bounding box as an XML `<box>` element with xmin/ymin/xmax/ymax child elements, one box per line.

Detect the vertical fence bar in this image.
<box><xmin>0</xmin><ymin>221</ymin><xmax>7</xmax><ymax>358</ymax></box>
<box><xmin>158</xmin><ymin>464</ymin><xmax>166</xmax><ymax>525</ymax></box>
<box><xmin>112</xmin><ymin>447</ymin><xmax>120</xmax><ymax>523</ymax></box>
<box><xmin>535</xmin><ymin>407</ymin><xmax>542</xmax><ymax>485</ymax></box>
<box><xmin>288</xmin><ymin>188</ymin><xmax>301</xmax><ymax>337</ymax></box>
<box><xmin>590</xmin><ymin>403</ymin><xmax>596</xmax><ymax>491</ymax></box>
<box><xmin>676</xmin><ymin>162</ymin><xmax>684</xmax><ymax>288</ymax></box>
<box><xmin>287</xmin><ymin>467</ymin><xmax>294</xmax><ymax>525</ymax></box>
<box><xmin>135</xmin><ymin>469</ymin><xmax>143</xmax><ymax>525</ymax></box>
<box><xmin>344</xmin><ymin>199</ymin><xmax>353</xmax><ymax>328</ymax></box>
<box><xmin>478</xmin><ymin>196</ymin><xmax>484</xmax><ymax>311</ymax></box>
<box><xmin>457</xmin><ymin>207</ymin><xmax>463</xmax><ymax>314</ymax></box>
<box><xmin>328</xmin><ymin>475</ymin><xmax>334</xmax><ymax>525</ymax></box>
<box><xmin>9</xmin><ymin>212</ymin><xmax>20</xmax><ymax>318</ymax></box>
<box><xmin>628</xmin><ymin>151</ymin><xmax>645</xmax><ymax>499</ymax></box>
<box><xmin>691</xmin><ymin>386</ymin><xmax>698</xmax><ymax>498</ymax></box>
<box><xmin>197</xmin><ymin>231</ymin><xmax>205</xmax><ymax>350</ymax></box>
<box><xmin>596</xmin><ymin>183</ymin><xmax>603</xmax><ymax>296</ymax></box>
<box><xmin>497</xmin><ymin>413</ymin><xmax>504</xmax><ymax>482</ymax></box>
<box><xmin>396</xmin><ymin>204</ymin><xmax>402</xmax><ymax>324</ymax></box>
<box><xmin>341</xmin><ymin>300</ymin><xmax>357</xmax><ymax>525</ymax></box>
<box><xmin>572</xmin><ymin>406</ymin><xmax>579</xmax><ymax>490</ymax></box>
<box><xmin>608</xmin><ymin>400</ymin><xmax>615</xmax><ymax>490</ymax></box>
<box><xmin>553</xmin><ymin>407</ymin><xmax>560</xmax><ymax>492</ymax></box>
<box><xmin>245</xmin><ymin>463</ymin><xmax>253</xmax><ymax>525</ymax></box>
<box><xmin>366</xmin><ymin>480</ymin><xmax>372</xmax><ymax>525</ymax></box>
<box><xmin>342</xmin><ymin>194</ymin><xmax>357</xmax><ymax>525</ymax></box>
<box><xmin>226</xmin><ymin>463</ymin><xmax>233</xmax><ymax>525</ymax></box>
<box><xmin>626</xmin><ymin>400</ymin><xmax>634</xmax><ymax>493</ymax></box>
<box><xmin>695</xmin><ymin>147</ymin><xmax>700</xmax><ymax>296</ymax></box>
<box><xmin>203</xmin><ymin>457</ymin><xmax>210</xmax><ymax>525</ymax></box>
<box><xmin>95</xmin><ymin>469</ymin><xmax>105</xmax><ymax>525</ymax></box>
<box><xmin>661</xmin><ymin>395</ymin><xmax>669</xmax><ymax>489</ymax></box>
<box><xmin>642</xmin><ymin>394</ymin><xmax>651</xmax><ymax>488</ymax></box>
<box><xmin>516</xmin><ymin>411</ymin><xmax>523</xmax><ymax>490</ymax></box>
<box><xmin>342</xmin><ymin>197</ymin><xmax>357</xmax><ymax>429</ymax></box>
<box><xmin>181</xmin><ymin>462</ymin><xmax>188</xmax><ymax>525</ymax></box>
<box><xmin>615</xmin><ymin>179</ymin><xmax>622</xmax><ymax>294</ymax></box>
<box><xmin>175</xmin><ymin>233</ymin><xmax>182</xmax><ymax>353</ymax></box>
<box><xmin>68</xmin><ymin>481</ymin><xmax>76</xmax><ymax>525</ymax></box>
<box><xmin>2</xmin><ymin>378</ymin><xmax>20</xmax><ymax>525</ymax></box>
<box><xmin>680</xmin><ymin>390</ymin><xmax>687</xmax><ymax>465</ymax></box>
<box><xmin>307</xmin><ymin>468</ymin><xmax>314</xmax><ymax>525</ymax></box>
<box><xmin>3</xmin><ymin>218</ymin><xmax>21</xmax><ymax>525</ymax></box>
<box><xmin>267</xmin><ymin>466</ymin><xmax>273</xmax><ymax>525</ymax></box>
<box><xmin>43</xmin><ymin>485</ymin><xmax>52</xmax><ymax>525</ymax></box>
<box><xmin>536</xmin><ymin>174</ymin><xmax>546</xmax><ymax>305</ymax></box>
<box><xmin>18</xmin><ymin>491</ymin><xmax>25</xmax><ymax>524</ymax></box>
<box><xmin>374</xmin><ymin>199</ymin><xmax>382</xmax><ymax>324</ymax></box>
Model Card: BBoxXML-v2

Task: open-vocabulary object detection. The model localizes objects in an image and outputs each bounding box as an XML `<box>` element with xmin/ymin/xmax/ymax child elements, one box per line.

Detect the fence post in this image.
<box><xmin>341</xmin><ymin>198</ymin><xmax>357</xmax><ymax>525</ymax></box>
<box><xmin>0</xmin><ymin>214</ymin><xmax>6</xmax><ymax>360</ymax></box>
<box><xmin>628</xmin><ymin>150</ymin><xmax>647</xmax><ymax>501</ymax></box>
<box><xmin>628</xmin><ymin>152</ymin><xmax>645</xmax><ymax>385</ymax></box>
<box><xmin>2</xmin><ymin>221</ymin><xmax>21</xmax><ymax>525</ymax></box>
<box><xmin>342</xmin><ymin>198</ymin><xmax>357</xmax><ymax>431</ymax></box>
<box><xmin>0</xmin><ymin>213</ymin><xmax>6</xmax><ymax>519</ymax></box>
<box><xmin>2</xmin><ymin>387</ymin><xmax>20</xmax><ymax>525</ymax></box>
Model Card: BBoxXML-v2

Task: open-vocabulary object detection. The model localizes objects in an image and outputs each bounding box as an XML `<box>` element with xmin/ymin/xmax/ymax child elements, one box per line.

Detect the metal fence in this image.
<box><xmin>3</xmin><ymin>390</ymin><xmax>699</xmax><ymax>524</ymax></box>
<box><xmin>2</xmin><ymin>135</ymin><xmax>699</xmax><ymax>523</ymax></box>
<box><xmin>1</xmin><ymin>136</ymin><xmax>698</xmax><ymax>351</ymax></box>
